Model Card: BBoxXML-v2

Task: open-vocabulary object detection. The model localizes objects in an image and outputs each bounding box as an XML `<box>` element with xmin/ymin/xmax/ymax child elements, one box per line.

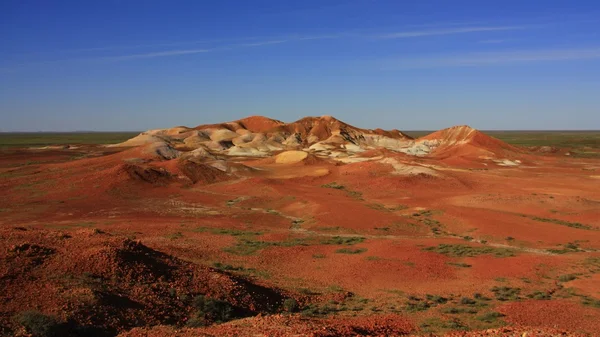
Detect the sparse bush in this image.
<box><xmin>460</xmin><ymin>297</ymin><xmax>477</xmax><ymax>305</ymax></box>
<box><xmin>14</xmin><ymin>311</ymin><xmax>65</xmax><ymax>337</ymax></box>
<box><xmin>491</xmin><ymin>286</ymin><xmax>521</xmax><ymax>301</ymax></box>
<box><xmin>321</xmin><ymin>182</ymin><xmax>345</xmax><ymax>189</ymax></box>
<box><xmin>321</xmin><ymin>236</ymin><xmax>365</xmax><ymax>245</ymax></box>
<box><xmin>476</xmin><ymin>311</ymin><xmax>505</xmax><ymax>323</ymax></box>
<box><xmin>447</xmin><ymin>262</ymin><xmax>471</xmax><ymax>268</ymax></box>
<box><xmin>335</xmin><ymin>248</ymin><xmax>366</xmax><ymax>254</ymax></box>
<box><xmin>558</xmin><ymin>274</ymin><xmax>577</xmax><ymax>282</ymax></box>
<box><xmin>425</xmin><ymin>294</ymin><xmax>448</xmax><ymax>304</ymax></box>
<box><xmin>405</xmin><ymin>301</ymin><xmax>431</xmax><ymax>312</ymax></box>
<box><xmin>283</xmin><ymin>298</ymin><xmax>299</xmax><ymax>312</ymax></box>
<box><xmin>581</xmin><ymin>296</ymin><xmax>600</xmax><ymax>308</ymax></box>
<box><xmin>473</xmin><ymin>293</ymin><xmax>491</xmax><ymax>301</ymax></box>
<box><xmin>441</xmin><ymin>306</ymin><xmax>478</xmax><ymax>314</ymax></box>
<box><xmin>527</xmin><ymin>291</ymin><xmax>551</xmax><ymax>300</ymax></box>
<box><xmin>424</xmin><ymin>244</ymin><xmax>515</xmax><ymax>258</ymax></box>
<box><xmin>188</xmin><ymin>295</ymin><xmax>234</xmax><ymax>326</ymax></box>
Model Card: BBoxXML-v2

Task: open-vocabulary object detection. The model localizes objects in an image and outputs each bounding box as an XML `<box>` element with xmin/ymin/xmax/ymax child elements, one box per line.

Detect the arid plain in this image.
<box><xmin>1</xmin><ymin>116</ymin><xmax>599</xmax><ymax>337</ymax></box>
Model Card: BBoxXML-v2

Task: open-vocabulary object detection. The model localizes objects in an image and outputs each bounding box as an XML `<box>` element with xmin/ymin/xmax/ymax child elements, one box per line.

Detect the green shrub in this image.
<box><xmin>335</xmin><ymin>248</ymin><xmax>367</xmax><ymax>254</ymax></box>
<box><xmin>321</xmin><ymin>236</ymin><xmax>365</xmax><ymax>245</ymax></box>
<box><xmin>283</xmin><ymin>298</ymin><xmax>299</xmax><ymax>312</ymax></box>
<box><xmin>490</xmin><ymin>287</ymin><xmax>520</xmax><ymax>301</ymax></box>
<box><xmin>460</xmin><ymin>297</ymin><xmax>477</xmax><ymax>305</ymax></box>
<box><xmin>476</xmin><ymin>311</ymin><xmax>505</xmax><ymax>323</ymax></box>
<box><xmin>527</xmin><ymin>291</ymin><xmax>551</xmax><ymax>300</ymax></box>
<box><xmin>188</xmin><ymin>295</ymin><xmax>234</xmax><ymax>326</ymax></box>
<box><xmin>321</xmin><ymin>182</ymin><xmax>345</xmax><ymax>189</ymax></box>
<box><xmin>424</xmin><ymin>244</ymin><xmax>515</xmax><ymax>258</ymax></box>
<box><xmin>441</xmin><ymin>306</ymin><xmax>478</xmax><ymax>314</ymax></box>
<box><xmin>558</xmin><ymin>274</ymin><xmax>577</xmax><ymax>282</ymax></box>
<box><xmin>14</xmin><ymin>311</ymin><xmax>65</xmax><ymax>337</ymax></box>
<box><xmin>425</xmin><ymin>294</ymin><xmax>448</xmax><ymax>304</ymax></box>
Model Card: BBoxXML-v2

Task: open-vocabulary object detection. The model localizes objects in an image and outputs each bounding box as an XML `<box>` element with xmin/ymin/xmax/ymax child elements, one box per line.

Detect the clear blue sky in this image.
<box><xmin>1</xmin><ymin>0</ymin><xmax>600</xmax><ymax>131</ymax></box>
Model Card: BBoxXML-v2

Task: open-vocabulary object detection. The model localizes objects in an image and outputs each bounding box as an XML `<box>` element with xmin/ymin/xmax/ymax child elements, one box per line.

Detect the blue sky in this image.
<box><xmin>1</xmin><ymin>0</ymin><xmax>600</xmax><ymax>131</ymax></box>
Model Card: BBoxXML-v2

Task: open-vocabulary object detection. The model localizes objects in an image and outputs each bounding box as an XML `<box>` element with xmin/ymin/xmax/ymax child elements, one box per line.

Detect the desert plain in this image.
<box><xmin>1</xmin><ymin>116</ymin><xmax>599</xmax><ymax>336</ymax></box>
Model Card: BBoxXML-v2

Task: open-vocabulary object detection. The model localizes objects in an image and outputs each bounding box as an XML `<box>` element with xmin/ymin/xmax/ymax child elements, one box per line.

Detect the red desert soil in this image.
<box><xmin>1</xmin><ymin>116</ymin><xmax>599</xmax><ymax>336</ymax></box>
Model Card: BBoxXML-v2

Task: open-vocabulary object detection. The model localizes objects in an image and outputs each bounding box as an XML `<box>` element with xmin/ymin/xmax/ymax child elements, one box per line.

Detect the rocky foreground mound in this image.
<box><xmin>0</xmin><ymin>227</ymin><xmax>287</xmax><ymax>336</ymax></box>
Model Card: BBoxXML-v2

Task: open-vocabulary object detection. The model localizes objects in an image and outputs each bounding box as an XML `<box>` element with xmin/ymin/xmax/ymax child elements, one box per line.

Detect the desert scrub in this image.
<box><xmin>194</xmin><ymin>227</ymin><xmax>263</xmax><ymax>236</ymax></box>
<box><xmin>321</xmin><ymin>182</ymin><xmax>345</xmax><ymax>189</ymax></box>
<box><xmin>301</xmin><ymin>304</ymin><xmax>339</xmax><ymax>317</ymax></box>
<box><xmin>447</xmin><ymin>262</ymin><xmax>472</xmax><ymax>268</ymax></box>
<box><xmin>476</xmin><ymin>311</ymin><xmax>505</xmax><ymax>323</ymax></box>
<box><xmin>223</xmin><ymin>237</ymin><xmax>311</xmax><ymax>256</ymax></box>
<box><xmin>187</xmin><ymin>295</ymin><xmax>234</xmax><ymax>327</ymax></box>
<box><xmin>581</xmin><ymin>296</ymin><xmax>600</xmax><ymax>308</ymax></box>
<box><xmin>423</xmin><ymin>244</ymin><xmax>515</xmax><ymax>257</ymax></box>
<box><xmin>14</xmin><ymin>311</ymin><xmax>66</xmax><ymax>337</ymax></box>
<box><xmin>405</xmin><ymin>294</ymin><xmax>447</xmax><ymax>312</ymax></box>
<box><xmin>530</xmin><ymin>216</ymin><xmax>595</xmax><ymax>231</ymax></box>
<box><xmin>441</xmin><ymin>306</ymin><xmax>478</xmax><ymax>314</ymax></box>
<box><xmin>527</xmin><ymin>291</ymin><xmax>551</xmax><ymax>300</ymax></box>
<box><xmin>420</xmin><ymin>317</ymin><xmax>468</xmax><ymax>333</ymax></box>
<box><xmin>490</xmin><ymin>286</ymin><xmax>521</xmax><ymax>301</ymax></box>
<box><xmin>335</xmin><ymin>248</ymin><xmax>367</xmax><ymax>254</ymax></box>
<box><xmin>321</xmin><ymin>236</ymin><xmax>365</xmax><ymax>245</ymax></box>
<box><xmin>548</xmin><ymin>242</ymin><xmax>582</xmax><ymax>254</ymax></box>
<box><xmin>557</xmin><ymin>274</ymin><xmax>577</xmax><ymax>282</ymax></box>
<box><xmin>282</xmin><ymin>298</ymin><xmax>299</xmax><ymax>312</ymax></box>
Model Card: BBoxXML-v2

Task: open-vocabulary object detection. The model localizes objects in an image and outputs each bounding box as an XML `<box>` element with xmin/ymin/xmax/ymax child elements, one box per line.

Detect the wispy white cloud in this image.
<box><xmin>383</xmin><ymin>48</ymin><xmax>600</xmax><ymax>69</ymax></box>
<box><xmin>479</xmin><ymin>39</ymin><xmax>508</xmax><ymax>44</ymax></box>
<box><xmin>375</xmin><ymin>25</ymin><xmax>526</xmax><ymax>39</ymax></box>
<box><xmin>102</xmin><ymin>48</ymin><xmax>214</xmax><ymax>61</ymax></box>
<box><xmin>238</xmin><ymin>39</ymin><xmax>289</xmax><ymax>47</ymax></box>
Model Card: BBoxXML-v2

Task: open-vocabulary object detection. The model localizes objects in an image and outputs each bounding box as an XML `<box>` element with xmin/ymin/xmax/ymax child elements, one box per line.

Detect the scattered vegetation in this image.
<box><xmin>404</xmin><ymin>294</ymin><xmax>448</xmax><ymax>312</ymax></box>
<box><xmin>0</xmin><ymin>132</ymin><xmax>139</xmax><ymax>148</ymax></box>
<box><xmin>420</xmin><ymin>317</ymin><xmax>468</xmax><ymax>333</ymax></box>
<box><xmin>321</xmin><ymin>182</ymin><xmax>345</xmax><ymax>189</ymax></box>
<box><xmin>366</xmin><ymin>256</ymin><xmax>382</xmax><ymax>261</ymax></box>
<box><xmin>321</xmin><ymin>236</ymin><xmax>365</xmax><ymax>245</ymax></box>
<box><xmin>530</xmin><ymin>216</ymin><xmax>595</xmax><ymax>231</ymax></box>
<box><xmin>282</xmin><ymin>298</ymin><xmax>299</xmax><ymax>312</ymax></box>
<box><xmin>165</xmin><ymin>232</ymin><xmax>184</xmax><ymax>240</ymax></box>
<box><xmin>527</xmin><ymin>291</ymin><xmax>551</xmax><ymax>300</ymax></box>
<box><xmin>320</xmin><ymin>182</ymin><xmax>363</xmax><ymax>200</ymax></box>
<box><xmin>424</xmin><ymin>244</ymin><xmax>515</xmax><ymax>258</ymax></box>
<box><xmin>441</xmin><ymin>306</ymin><xmax>478</xmax><ymax>314</ymax></box>
<box><xmin>187</xmin><ymin>295</ymin><xmax>235</xmax><ymax>327</ymax></box>
<box><xmin>581</xmin><ymin>296</ymin><xmax>600</xmax><ymax>308</ymax></box>
<box><xmin>447</xmin><ymin>262</ymin><xmax>472</xmax><ymax>268</ymax></box>
<box><xmin>312</xmin><ymin>254</ymin><xmax>326</xmax><ymax>259</ymax></box>
<box><xmin>557</xmin><ymin>274</ymin><xmax>577</xmax><ymax>282</ymax></box>
<box><xmin>335</xmin><ymin>248</ymin><xmax>367</xmax><ymax>254</ymax></box>
<box><xmin>223</xmin><ymin>237</ymin><xmax>312</xmax><ymax>256</ymax></box>
<box><xmin>14</xmin><ymin>311</ymin><xmax>65</xmax><ymax>337</ymax></box>
<box><xmin>490</xmin><ymin>286</ymin><xmax>521</xmax><ymax>301</ymax></box>
<box><xmin>476</xmin><ymin>311</ymin><xmax>505</xmax><ymax>323</ymax></box>
<box><xmin>366</xmin><ymin>203</ymin><xmax>408</xmax><ymax>212</ymax></box>
<box><xmin>548</xmin><ymin>242</ymin><xmax>583</xmax><ymax>254</ymax></box>
<box><xmin>194</xmin><ymin>227</ymin><xmax>263</xmax><ymax>236</ymax></box>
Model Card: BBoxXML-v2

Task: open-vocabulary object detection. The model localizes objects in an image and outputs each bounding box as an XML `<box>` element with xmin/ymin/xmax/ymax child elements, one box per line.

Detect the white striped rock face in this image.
<box><xmin>109</xmin><ymin>117</ymin><xmax>519</xmax><ymax>166</ymax></box>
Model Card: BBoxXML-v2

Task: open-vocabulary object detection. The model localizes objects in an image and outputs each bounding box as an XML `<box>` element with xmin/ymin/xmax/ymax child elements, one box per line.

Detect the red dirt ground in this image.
<box><xmin>1</xmin><ymin>126</ymin><xmax>599</xmax><ymax>336</ymax></box>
